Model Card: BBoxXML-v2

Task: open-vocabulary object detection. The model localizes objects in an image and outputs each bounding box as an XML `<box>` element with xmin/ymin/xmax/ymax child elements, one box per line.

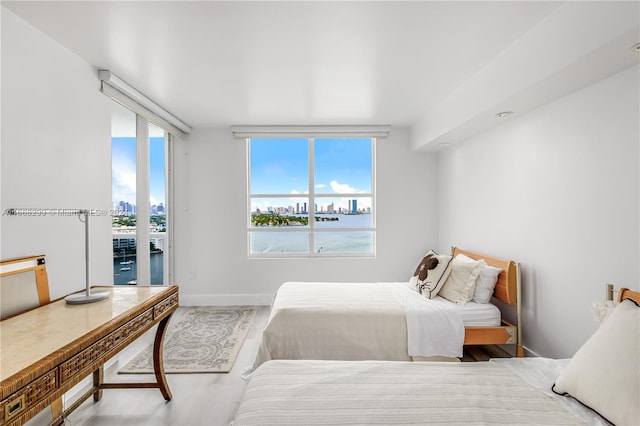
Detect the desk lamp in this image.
<box><xmin>5</xmin><ymin>208</ymin><xmax>109</xmax><ymax>304</ymax></box>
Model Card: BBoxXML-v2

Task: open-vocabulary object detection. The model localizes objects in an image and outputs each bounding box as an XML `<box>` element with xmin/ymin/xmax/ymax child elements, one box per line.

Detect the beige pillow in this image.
<box><xmin>438</xmin><ymin>254</ymin><xmax>486</xmax><ymax>304</ymax></box>
<box><xmin>552</xmin><ymin>299</ymin><xmax>639</xmax><ymax>426</ymax></box>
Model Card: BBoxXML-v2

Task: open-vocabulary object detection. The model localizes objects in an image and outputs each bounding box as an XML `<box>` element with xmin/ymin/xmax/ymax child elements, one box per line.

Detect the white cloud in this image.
<box><xmin>112</xmin><ymin>155</ymin><xmax>136</xmax><ymax>204</ymax></box>
<box><xmin>329</xmin><ymin>180</ymin><xmax>366</xmax><ymax>194</ymax></box>
<box><xmin>112</xmin><ymin>151</ymin><xmax>165</xmax><ymax>208</ymax></box>
<box><xmin>315</xmin><ymin>183</ymin><xmax>326</xmax><ymax>189</ymax></box>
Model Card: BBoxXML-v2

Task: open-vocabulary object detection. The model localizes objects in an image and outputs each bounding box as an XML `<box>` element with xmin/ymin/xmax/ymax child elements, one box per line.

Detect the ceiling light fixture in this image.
<box><xmin>632</xmin><ymin>43</ymin><xmax>640</xmax><ymax>53</ymax></box>
<box><xmin>496</xmin><ymin>111</ymin><xmax>514</xmax><ymax>118</ymax></box>
<box><xmin>99</xmin><ymin>70</ymin><xmax>192</xmax><ymax>136</ymax></box>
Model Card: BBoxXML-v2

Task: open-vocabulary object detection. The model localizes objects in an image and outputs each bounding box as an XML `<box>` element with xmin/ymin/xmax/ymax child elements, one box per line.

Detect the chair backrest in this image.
<box><xmin>1</xmin><ymin>255</ymin><xmax>50</xmax><ymax>319</ymax></box>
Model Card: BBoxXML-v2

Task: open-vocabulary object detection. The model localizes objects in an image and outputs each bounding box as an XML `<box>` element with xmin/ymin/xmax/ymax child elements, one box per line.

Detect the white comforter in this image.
<box><xmin>232</xmin><ymin>360</ymin><xmax>586</xmax><ymax>426</ymax></box>
<box><xmin>249</xmin><ymin>282</ymin><xmax>464</xmax><ymax>372</ymax></box>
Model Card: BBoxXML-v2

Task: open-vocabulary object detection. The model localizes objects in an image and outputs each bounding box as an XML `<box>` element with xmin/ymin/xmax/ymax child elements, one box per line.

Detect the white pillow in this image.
<box><xmin>453</xmin><ymin>253</ymin><xmax>503</xmax><ymax>304</ymax></box>
<box><xmin>438</xmin><ymin>254</ymin><xmax>486</xmax><ymax>305</ymax></box>
<box><xmin>472</xmin><ymin>265</ymin><xmax>502</xmax><ymax>304</ymax></box>
<box><xmin>408</xmin><ymin>250</ymin><xmax>452</xmax><ymax>299</ymax></box>
<box><xmin>552</xmin><ymin>299</ymin><xmax>639</xmax><ymax>426</ymax></box>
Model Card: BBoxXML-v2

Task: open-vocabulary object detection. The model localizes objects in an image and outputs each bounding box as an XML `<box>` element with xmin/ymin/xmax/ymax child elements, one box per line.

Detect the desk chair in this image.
<box><xmin>1</xmin><ymin>255</ymin><xmax>64</xmax><ymax>424</ymax></box>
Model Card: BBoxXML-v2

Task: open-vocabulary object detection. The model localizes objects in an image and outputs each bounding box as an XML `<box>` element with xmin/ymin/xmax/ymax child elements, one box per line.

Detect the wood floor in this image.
<box><xmin>28</xmin><ymin>306</ymin><xmax>511</xmax><ymax>426</ymax></box>
<box><xmin>52</xmin><ymin>306</ymin><xmax>270</xmax><ymax>426</ymax></box>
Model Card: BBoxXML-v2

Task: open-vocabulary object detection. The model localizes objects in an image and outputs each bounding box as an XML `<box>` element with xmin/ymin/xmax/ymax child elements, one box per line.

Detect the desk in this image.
<box><xmin>0</xmin><ymin>285</ymin><xmax>179</xmax><ymax>426</ymax></box>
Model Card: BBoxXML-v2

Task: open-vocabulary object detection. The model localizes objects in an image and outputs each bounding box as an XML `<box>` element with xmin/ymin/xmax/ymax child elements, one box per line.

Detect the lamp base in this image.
<box><xmin>65</xmin><ymin>291</ymin><xmax>110</xmax><ymax>304</ymax></box>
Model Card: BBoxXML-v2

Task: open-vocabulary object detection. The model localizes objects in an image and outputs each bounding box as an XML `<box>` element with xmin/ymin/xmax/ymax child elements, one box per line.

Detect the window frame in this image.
<box><xmin>110</xmin><ymin>105</ymin><xmax>174</xmax><ymax>285</ymax></box>
<box><xmin>247</xmin><ymin>136</ymin><xmax>376</xmax><ymax>258</ymax></box>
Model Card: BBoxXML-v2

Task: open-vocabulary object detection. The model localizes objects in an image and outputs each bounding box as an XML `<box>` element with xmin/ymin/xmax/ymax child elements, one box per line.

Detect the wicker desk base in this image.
<box><xmin>0</xmin><ymin>286</ymin><xmax>179</xmax><ymax>426</ymax></box>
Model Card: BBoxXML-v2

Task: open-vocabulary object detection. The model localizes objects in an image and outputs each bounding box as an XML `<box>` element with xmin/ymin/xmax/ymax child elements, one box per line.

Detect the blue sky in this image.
<box><xmin>112</xmin><ymin>136</ymin><xmax>372</xmax><ymax>212</ymax></box>
<box><xmin>250</xmin><ymin>138</ymin><xmax>373</xmax><ymax>213</ymax></box>
<box><xmin>112</xmin><ymin>137</ymin><xmax>166</xmax><ymax>207</ymax></box>
<box><xmin>250</xmin><ymin>138</ymin><xmax>372</xmax><ymax>194</ymax></box>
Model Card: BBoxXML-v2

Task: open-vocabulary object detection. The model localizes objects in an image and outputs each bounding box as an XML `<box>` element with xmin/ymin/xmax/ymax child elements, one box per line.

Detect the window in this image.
<box><xmin>111</xmin><ymin>103</ymin><xmax>172</xmax><ymax>284</ymax></box>
<box><xmin>248</xmin><ymin>137</ymin><xmax>375</xmax><ymax>257</ymax></box>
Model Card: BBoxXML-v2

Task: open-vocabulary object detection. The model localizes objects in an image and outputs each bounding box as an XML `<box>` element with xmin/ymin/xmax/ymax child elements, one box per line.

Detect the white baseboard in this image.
<box><xmin>179</xmin><ymin>293</ymin><xmax>273</xmax><ymax>306</ymax></box>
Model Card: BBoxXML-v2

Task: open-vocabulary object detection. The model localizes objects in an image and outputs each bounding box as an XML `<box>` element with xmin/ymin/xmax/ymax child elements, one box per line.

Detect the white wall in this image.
<box><xmin>173</xmin><ymin>127</ymin><xmax>439</xmax><ymax>305</ymax></box>
<box><xmin>4</xmin><ymin>3</ymin><xmax>637</xmax><ymax>360</ymax></box>
<box><xmin>0</xmin><ymin>6</ymin><xmax>439</xmax><ymax>307</ymax></box>
<box><xmin>1</xmin><ymin>8</ymin><xmax>113</xmax><ymax>299</ymax></box>
<box><xmin>438</xmin><ymin>65</ymin><xmax>640</xmax><ymax>358</ymax></box>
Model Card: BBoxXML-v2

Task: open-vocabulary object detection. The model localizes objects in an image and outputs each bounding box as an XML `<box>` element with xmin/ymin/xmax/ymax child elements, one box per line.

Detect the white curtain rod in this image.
<box><xmin>230</xmin><ymin>125</ymin><xmax>391</xmax><ymax>139</ymax></box>
<box><xmin>99</xmin><ymin>70</ymin><xmax>192</xmax><ymax>137</ymax></box>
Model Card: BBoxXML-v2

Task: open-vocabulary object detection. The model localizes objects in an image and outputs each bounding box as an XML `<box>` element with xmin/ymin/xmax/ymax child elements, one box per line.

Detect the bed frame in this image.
<box><xmin>452</xmin><ymin>247</ymin><xmax>523</xmax><ymax>357</ymax></box>
<box><xmin>606</xmin><ymin>283</ymin><xmax>640</xmax><ymax>304</ymax></box>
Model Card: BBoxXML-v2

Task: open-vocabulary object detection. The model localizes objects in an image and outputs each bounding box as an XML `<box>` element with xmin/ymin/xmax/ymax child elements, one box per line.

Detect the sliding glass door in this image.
<box><xmin>111</xmin><ymin>102</ymin><xmax>171</xmax><ymax>285</ymax></box>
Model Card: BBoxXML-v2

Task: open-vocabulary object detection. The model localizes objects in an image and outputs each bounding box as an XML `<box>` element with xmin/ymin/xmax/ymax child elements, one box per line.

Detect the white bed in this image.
<box><xmin>235</xmin><ymin>286</ymin><xmax>640</xmax><ymax>426</ymax></box>
<box><xmin>250</xmin><ymin>281</ymin><xmax>501</xmax><ymax>371</ymax></box>
<box><xmin>232</xmin><ymin>358</ymin><xmax>604</xmax><ymax>426</ymax></box>
<box><xmin>249</xmin><ymin>248</ymin><xmax>522</xmax><ymax>372</ymax></box>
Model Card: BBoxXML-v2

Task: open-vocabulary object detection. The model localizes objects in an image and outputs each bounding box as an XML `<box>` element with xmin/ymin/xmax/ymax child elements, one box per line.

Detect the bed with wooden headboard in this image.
<box><xmin>235</xmin><ymin>283</ymin><xmax>639</xmax><ymax>426</ymax></box>
<box><xmin>453</xmin><ymin>247</ymin><xmax>523</xmax><ymax>357</ymax></box>
<box><xmin>247</xmin><ymin>247</ymin><xmax>522</xmax><ymax>372</ymax></box>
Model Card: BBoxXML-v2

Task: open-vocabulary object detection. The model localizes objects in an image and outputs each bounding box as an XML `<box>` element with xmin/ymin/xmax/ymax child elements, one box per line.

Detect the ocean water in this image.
<box><xmin>113</xmin><ymin>252</ymin><xmax>164</xmax><ymax>285</ymax></box>
<box><xmin>250</xmin><ymin>214</ymin><xmax>374</xmax><ymax>255</ymax></box>
<box><xmin>112</xmin><ymin>215</ymin><xmax>373</xmax><ymax>277</ymax></box>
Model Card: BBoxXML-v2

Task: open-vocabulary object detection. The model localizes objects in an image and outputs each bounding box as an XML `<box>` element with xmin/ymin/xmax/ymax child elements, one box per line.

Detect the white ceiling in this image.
<box><xmin>3</xmin><ymin>1</ymin><xmax>639</xmax><ymax>149</ymax></box>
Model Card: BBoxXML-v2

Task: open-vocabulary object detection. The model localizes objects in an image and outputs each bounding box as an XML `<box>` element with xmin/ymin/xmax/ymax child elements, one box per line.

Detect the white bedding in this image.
<box><xmin>249</xmin><ymin>282</ymin><xmax>468</xmax><ymax>372</ymax></box>
<box><xmin>493</xmin><ymin>358</ymin><xmax>610</xmax><ymax>426</ymax></box>
<box><xmin>232</xmin><ymin>358</ymin><xmax>597</xmax><ymax>426</ymax></box>
<box><xmin>448</xmin><ymin>296</ymin><xmax>502</xmax><ymax>326</ymax></box>
<box><xmin>383</xmin><ymin>283</ymin><xmax>464</xmax><ymax>357</ymax></box>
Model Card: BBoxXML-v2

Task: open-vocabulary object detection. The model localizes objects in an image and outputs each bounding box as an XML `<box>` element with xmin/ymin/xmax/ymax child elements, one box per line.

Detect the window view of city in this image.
<box><xmin>111</xmin><ymin>110</ymin><xmax>167</xmax><ymax>284</ymax></box>
<box><xmin>112</xmin><ymin>205</ymin><xmax>166</xmax><ymax>285</ymax></box>
<box><xmin>249</xmin><ymin>137</ymin><xmax>375</xmax><ymax>256</ymax></box>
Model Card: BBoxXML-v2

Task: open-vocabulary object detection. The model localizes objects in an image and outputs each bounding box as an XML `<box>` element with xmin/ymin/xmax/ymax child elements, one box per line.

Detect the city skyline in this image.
<box><xmin>254</xmin><ymin>198</ymin><xmax>370</xmax><ymax>216</ymax></box>
<box><xmin>113</xmin><ymin>200</ymin><xmax>166</xmax><ymax>216</ymax></box>
<box><xmin>112</xmin><ymin>136</ymin><xmax>167</xmax><ymax>207</ymax></box>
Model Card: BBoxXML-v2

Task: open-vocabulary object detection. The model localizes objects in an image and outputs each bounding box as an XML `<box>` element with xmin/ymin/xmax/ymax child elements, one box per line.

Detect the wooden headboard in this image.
<box><xmin>606</xmin><ymin>284</ymin><xmax>640</xmax><ymax>305</ymax></box>
<box><xmin>618</xmin><ymin>288</ymin><xmax>640</xmax><ymax>305</ymax></box>
<box><xmin>452</xmin><ymin>247</ymin><xmax>519</xmax><ymax>306</ymax></box>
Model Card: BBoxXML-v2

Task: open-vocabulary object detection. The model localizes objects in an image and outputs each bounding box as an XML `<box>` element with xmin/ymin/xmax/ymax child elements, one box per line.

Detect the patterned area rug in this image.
<box><xmin>119</xmin><ymin>306</ymin><xmax>257</xmax><ymax>374</ymax></box>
